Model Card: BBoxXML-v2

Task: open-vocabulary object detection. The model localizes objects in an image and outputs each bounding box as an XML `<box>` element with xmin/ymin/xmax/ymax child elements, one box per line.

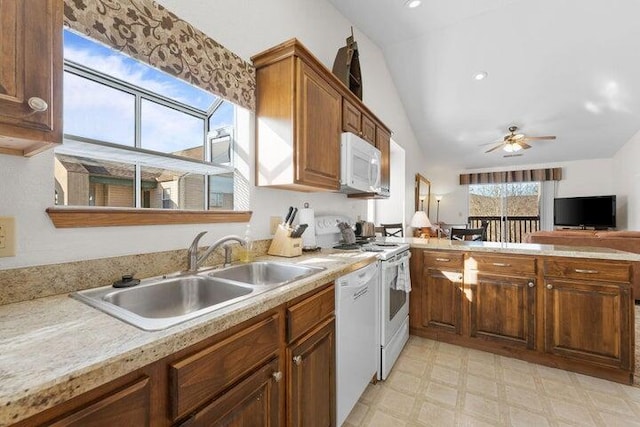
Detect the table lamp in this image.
<box><xmin>410</xmin><ymin>210</ymin><xmax>432</xmax><ymax>238</ymax></box>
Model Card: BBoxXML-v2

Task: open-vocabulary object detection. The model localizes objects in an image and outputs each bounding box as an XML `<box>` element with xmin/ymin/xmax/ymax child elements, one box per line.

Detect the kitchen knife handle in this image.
<box><xmin>283</xmin><ymin>206</ymin><xmax>293</xmax><ymax>225</ymax></box>
<box><xmin>288</xmin><ymin>208</ymin><xmax>298</xmax><ymax>226</ymax></box>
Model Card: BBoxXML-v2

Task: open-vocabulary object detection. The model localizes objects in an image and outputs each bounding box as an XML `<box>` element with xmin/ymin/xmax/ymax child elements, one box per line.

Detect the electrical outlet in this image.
<box><xmin>0</xmin><ymin>217</ymin><xmax>15</xmax><ymax>257</ymax></box>
<box><xmin>270</xmin><ymin>216</ymin><xmax>282</xmax><ymax>235</ymax></box>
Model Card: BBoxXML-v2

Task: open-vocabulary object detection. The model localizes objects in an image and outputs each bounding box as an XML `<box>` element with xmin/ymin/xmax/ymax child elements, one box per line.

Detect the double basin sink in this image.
<box><xmin>72</xmin><ymin>262</ymin><xmax>325</xmax><ymax>331</ymax></box>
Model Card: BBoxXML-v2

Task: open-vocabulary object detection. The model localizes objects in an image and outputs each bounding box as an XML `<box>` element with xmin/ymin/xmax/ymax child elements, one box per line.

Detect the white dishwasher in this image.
<box><xmin>335</xmin><ymin>261</ymin><xmax>379</xmax><ymax>426</ymax></box>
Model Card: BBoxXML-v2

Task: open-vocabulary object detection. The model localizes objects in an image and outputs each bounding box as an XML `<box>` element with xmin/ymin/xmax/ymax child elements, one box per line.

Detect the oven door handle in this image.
<box><xmin>384</xmin><ymin>252</ymin><xmax>412</xmax><ymax>269</ymax></box>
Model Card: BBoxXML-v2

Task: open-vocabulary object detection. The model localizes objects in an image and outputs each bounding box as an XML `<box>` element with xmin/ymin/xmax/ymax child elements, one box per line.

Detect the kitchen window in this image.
<box><xmin>49</xmin><ymin>29</ymin><xmax>250</xmax><ymax>226</ymax></box>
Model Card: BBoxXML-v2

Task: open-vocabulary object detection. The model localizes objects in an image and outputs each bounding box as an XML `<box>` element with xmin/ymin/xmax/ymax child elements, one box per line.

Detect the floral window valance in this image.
<box><xmin>63</xmin><ymin>0</ymin><xmax>256</xmax><ymax>111</ymax></box>
<box><xmin>459</xmin><ymin>167</ymin><xmax>562</xmax><ymax>185</ymax></box>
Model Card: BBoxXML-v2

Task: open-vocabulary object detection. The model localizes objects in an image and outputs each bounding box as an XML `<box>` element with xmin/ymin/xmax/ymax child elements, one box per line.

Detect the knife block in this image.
<box><xmin>268</xmin><ymin>225</ymin><xmax>303</xmax><ymax>257</ymax></box>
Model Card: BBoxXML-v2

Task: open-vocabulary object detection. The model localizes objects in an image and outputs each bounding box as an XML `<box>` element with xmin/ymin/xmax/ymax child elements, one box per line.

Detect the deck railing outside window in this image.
<box><xmin>468</xmin><ymin>216</ymin><xmax>540</xmax><ymax>243</ymax></box>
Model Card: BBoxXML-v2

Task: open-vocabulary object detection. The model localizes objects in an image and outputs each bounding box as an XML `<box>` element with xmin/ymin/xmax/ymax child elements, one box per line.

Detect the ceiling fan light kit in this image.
<box><xmin>484</xmin><ymin>125</ymin><xmax>556</xmax><ymax>155</ymax></box>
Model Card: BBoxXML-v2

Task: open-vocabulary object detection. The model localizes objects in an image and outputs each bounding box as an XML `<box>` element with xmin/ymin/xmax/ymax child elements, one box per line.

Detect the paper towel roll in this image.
<box><xmin>298</xmin><ymin>207</ymin><xmax>317</xmax><ymax>248</ymax></box>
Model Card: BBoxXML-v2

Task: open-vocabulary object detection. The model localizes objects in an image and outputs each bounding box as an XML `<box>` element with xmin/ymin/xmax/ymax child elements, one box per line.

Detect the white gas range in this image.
<box><xmin>314</xmin><ymin>215</ymin><xmax>411</xmax><ymax>381</ymax></box>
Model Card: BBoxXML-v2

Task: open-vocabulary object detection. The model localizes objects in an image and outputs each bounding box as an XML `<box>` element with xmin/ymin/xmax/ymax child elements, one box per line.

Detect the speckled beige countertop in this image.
<box><xmin>0</xmin><ymin>250</ymin><xmax>377</xmax><ymax>426</ymax></box>
<box><xmin>2</xmin><ymin>240</ymin><xmax>639</xmax><ymax>425</ymax></box>
<box><xmin>387</xmin><ymin>237</ymin><xmax>640</xmax><ymax>262</ymax></box>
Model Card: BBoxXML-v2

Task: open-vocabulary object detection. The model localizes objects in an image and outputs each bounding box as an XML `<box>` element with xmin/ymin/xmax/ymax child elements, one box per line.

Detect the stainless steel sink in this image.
<box><xmin>103</xmin><ymin>276</ymin><xmax>252</xmax><ymax>318</ymax></box>
<box><xmin>209</xmin><ymin>261</ymin><xmax>325</xmax><ymax>286</ymax></box>
<box><xmin>72</xmin><ymin>274</ymin><xmax>255</xmax><ymax>331</ymax></box>
<box><xmin>72</xmin><ymin>262</ymin><xmax>325</xmax><ymax>331</ymax></box>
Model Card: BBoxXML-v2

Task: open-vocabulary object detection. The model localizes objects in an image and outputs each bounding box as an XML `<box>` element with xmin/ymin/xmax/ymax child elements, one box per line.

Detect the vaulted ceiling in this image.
<box><xmin>328</xmin><ymin>0</ymin><xmax>640</xmax><ymax>169</ymax></box>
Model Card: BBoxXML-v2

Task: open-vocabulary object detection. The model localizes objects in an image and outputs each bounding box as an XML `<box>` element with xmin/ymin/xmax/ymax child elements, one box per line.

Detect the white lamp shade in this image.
<box><xmin>410</xmin><ymin>211</ymin><xmax>432</xmax><ymax>228</ymax></box>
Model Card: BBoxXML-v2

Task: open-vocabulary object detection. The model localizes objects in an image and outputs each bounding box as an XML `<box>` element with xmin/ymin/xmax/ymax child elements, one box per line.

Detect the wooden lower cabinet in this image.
<box><xmin>287</xmin><ymin>318</ymin><xmax>336</xmax><ymax>427</ymax></box>
<box><xmin>544</xmin><ymin>278</ymin><xmax>631</xmax><ymax>370</ymax></box>
<box><xmin>48</xmin><ymin>377</ymin><xmax>151</xmax><ymax>427</ymax></box>
<box><xmin>422</xmin><ymin>267</ymin><xmax>463</xmax><ymax>335</ymax></box>
<box><xmin>14</xmin><ymin>284</ymin><xmax>337</xmax><ymax>426</ymax></box>
<box><xmin>469</xmin><ymin>274</ymin><xmax>535</xmax><ymax>349</ymax></box>
<box><xmin>411</xmin><ymin>250</ymin><xmax>635</xmax><ymax>384</ymax></box>
<box><xmin>180</xmin><ymin>359</ymin><xmax>281</xmax><ymax>427</ymax></box>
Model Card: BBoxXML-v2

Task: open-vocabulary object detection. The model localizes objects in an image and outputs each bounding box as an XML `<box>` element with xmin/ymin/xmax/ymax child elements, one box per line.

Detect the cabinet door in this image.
<box><xmin>544</xmin><ymin>279</ymin><xmax>631</xmax><ymax>369</ymax></box>
<box><xmin>361</xmin><ymin>114</ymin><xmax>376</xmax><ymax>145</ymax></box>
<box><xmin>288</xmin><ymin>317</ymin><xmax>336</xmax><ymax>427</ymax></box>
<box><xmin>375</xmin><ymin>127</ymin><xmax>391</xmax><ymax>195</ymax></box>
<box><xmin>295</xmin><ymin>59</ymin><xmax>341</xmax><ymax>190</ymax></box>
<box><xmin>422</xmin><ymin>268</ymin><xmax>463</xmax><ymax>334</ymax></box>
<box><xmin>0</xmin><ymin>0</ymin><xmax>62</xmax><ymax>155</ymax></box>
<box><xmin>49</xmin><ymin>377</ymin><xmax>150</xmax><ymax>427</ymax></box>
<box><xmin>342</xmin><ymin>98</ymin><xmax>361</xmax><ymax>135</ymax></box>
<box><xmin>469</xmin><ymin>274</ymin><xmax>535</xmax><ymax>349</ymax></box>
<box><xmin>180</xmin><ymin>359</ymin><xmax>281</xmax><ymax>427</ymax></box>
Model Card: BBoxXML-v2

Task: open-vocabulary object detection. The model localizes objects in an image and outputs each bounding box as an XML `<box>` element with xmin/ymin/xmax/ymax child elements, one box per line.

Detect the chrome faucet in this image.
<box><xmin>187</xmin><ymin>232</ymin><xmax>246</xmax><ymax>272</ymax></box>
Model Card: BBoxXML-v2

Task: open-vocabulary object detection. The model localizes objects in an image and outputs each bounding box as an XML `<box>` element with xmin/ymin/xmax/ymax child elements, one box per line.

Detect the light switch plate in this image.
<box><xmin>270</xmin><ymin>216</ymin><xmax>282</xmax><ymax>235</ymax></box>
<box><xmin>0</xmin><ymin>217</ymin><xmax>16</xmax><ymax>257</ymax></box>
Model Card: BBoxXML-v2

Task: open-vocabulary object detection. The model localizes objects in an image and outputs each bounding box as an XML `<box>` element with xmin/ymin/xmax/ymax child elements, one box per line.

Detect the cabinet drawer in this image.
<box><xmin>170</xmin><ymin>314</ymin><xmax>280</xmax><ymax>421</ymax></box>
<box><xmin>423</xmin><ymin>251</ymin><xmax>464</xmax><ymax>270</ymax></box>
<box><xmin>287</xmin><ymin>284</ymin><xmax>335</xmax><ymax>343</ymax></box>
<box><xmin>467</xmin><ymin>254</ymin><xmax>536</xmax><ymax>275</ymax></box>
<box><xmin>50</xmin><ymin>377</ymin><xmax>150</xmax><ymax>427</ymax></box>
<box><xmin>544</xmin><ymin>259</ymin><xmax>631</xmax><ymax>283</ymax></box>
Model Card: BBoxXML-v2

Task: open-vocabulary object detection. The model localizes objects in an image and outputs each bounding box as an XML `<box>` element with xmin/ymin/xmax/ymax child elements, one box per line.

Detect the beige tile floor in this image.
<box><xmin>344</xmin><ymin>336</ymin><xmax>640</xmax><ymax>427</ymax></box>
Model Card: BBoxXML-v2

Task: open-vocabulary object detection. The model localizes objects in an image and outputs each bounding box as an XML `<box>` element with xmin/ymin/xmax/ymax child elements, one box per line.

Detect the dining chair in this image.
<box><xmin>450</xmin><ymin>227</ymin><xmax>487</xmax><ymax>241</ymax></box>
<box><xmin>381</xmin><ymin>223</ymin><xmax>404</xmax><ymax>237</ymax></box>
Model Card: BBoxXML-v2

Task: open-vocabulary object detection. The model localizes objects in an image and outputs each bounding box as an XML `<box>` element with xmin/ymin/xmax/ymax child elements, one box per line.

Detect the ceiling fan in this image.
<box><xmin>484</xmin><ymin>126</ymin><xmax>556</xmax><ymax>156</ymax></box>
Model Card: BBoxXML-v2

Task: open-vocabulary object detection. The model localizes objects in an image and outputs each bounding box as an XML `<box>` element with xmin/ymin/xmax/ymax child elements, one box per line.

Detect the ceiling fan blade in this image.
<box><xmin>519</xmin><ymin>141</ymin><xmax>532</xmax><ymax>149</ymax></box>
<box><xmin>485</xmin><ymin>143</ymin><xmax>504</xmax><ymax>153</ymax></box>
<box><xmin>479</xmin><ymin>140</ymin><xmax>503</xmax><ymax>146</ymax></box>
<box><xmin>524</xmin><ymin>136</ymin><xmax>556</xmax><ymax>141</ymax></box>
<box><xmin>503</xmin><ymin>153</ymin><xmax>523</xmax><ymax>158</ymax></box>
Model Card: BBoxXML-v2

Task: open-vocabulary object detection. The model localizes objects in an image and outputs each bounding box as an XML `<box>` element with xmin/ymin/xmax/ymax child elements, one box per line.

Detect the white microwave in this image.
<box><xmin>340</xmin><ymin>132</ymin><xmax>381</xmax><ymax>194</ymax></box>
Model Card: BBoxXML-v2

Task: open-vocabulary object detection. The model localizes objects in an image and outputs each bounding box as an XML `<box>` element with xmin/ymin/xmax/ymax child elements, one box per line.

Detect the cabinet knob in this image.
<box><xmin>28</xmin><ymin>97</ymin><xmax>48</xmax><ymax>112</ymax></box>
<box><xmin>546</xmin><ymin>284</ymin><xmax>553</xmax><ymax>290</ymax></box>
<box><xmin>528</xmin><ymin>281</ymin><xmax>535</xmax><ymax>288</ymax></box>
<box><xmin>272</xmin><ymin>371</ymin><xmax>283</xmax><ymax>382</ymax></box>
<box><xmin>293</xmin><ymin>355</ymin><xmax>302</xmax><ymax>365</ymax></box>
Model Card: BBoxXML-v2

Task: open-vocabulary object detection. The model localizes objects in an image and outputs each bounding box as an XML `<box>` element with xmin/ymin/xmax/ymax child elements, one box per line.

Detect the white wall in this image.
<box><xmin>0</xmin><ymin>0</ymin><xmax>427</xmax><ymax>269</ymax></box>
<box><xmin>613</xmin><ymin>129</ymin><xmax>640</xmax><ymax>229</ymax></box>
<box><xmin>425</xmin><ymin>158</ymin><xmax>615</xmax><ymax>226</ymax></box>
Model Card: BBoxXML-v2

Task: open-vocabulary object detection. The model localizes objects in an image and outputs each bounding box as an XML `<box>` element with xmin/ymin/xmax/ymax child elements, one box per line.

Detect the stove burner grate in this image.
<box><xmin>333</xmin><ymin>243</ymin><xmax>362</xmax><ymax>250</ymax></box>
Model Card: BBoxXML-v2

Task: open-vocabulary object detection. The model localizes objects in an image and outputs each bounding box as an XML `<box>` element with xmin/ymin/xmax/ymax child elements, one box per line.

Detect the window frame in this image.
<box><xmin>48</xmin><ymin>57</ymin><xmax>251</xmax><ymax>227</ymax></box>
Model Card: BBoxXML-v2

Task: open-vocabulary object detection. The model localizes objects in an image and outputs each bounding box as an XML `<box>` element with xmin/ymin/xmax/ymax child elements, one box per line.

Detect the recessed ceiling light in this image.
<box><xmin>405</xmin><ymin>0</ymin><xmax>422</xmax><ymax>8</ymax></box>
<box><xmin>473</xmin><ymin>71</ymin><xmax>488</xmax><ymax>81</ymax></box>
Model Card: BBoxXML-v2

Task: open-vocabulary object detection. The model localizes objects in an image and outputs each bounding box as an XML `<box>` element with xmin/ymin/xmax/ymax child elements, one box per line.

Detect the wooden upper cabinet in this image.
<box><xmin>342</xmin><ymin>98</ymin><xmax>362</xmax><ymax>136</ymax></box>
<box><xmin>0</xmin><ymin>0</ymin><xmax>62</xmax><ymax>156</ymax></box>
<box><xmin>253</xmin><ymin>40</ymin><xmax>341</xmax><ymax>191</ymax></box>
<box><xmin>342</xmin><ymin>98</ymin><xmax>375</xmax><ymax>145</ymax></box>
<box><xmin>361</xmin><ymin>115</ymin><xmax>376</xmax><ymax>145</ymax></box>
<box><xmin>252</xmin><ymin>39</ymin><xmax>392</xmax><ymax>194</ymax></box>
<box><xmin>295</xmin><ymin>59</ymin><xmax>342</xmax><ymax>190</ymax></box>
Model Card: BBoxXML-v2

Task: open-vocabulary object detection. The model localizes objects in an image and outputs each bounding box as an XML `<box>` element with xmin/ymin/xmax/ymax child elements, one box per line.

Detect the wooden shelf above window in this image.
<box><xmin>46</xmin><ymin>207</ymin><xmax>252</xmax><ymax>228</ymax></box>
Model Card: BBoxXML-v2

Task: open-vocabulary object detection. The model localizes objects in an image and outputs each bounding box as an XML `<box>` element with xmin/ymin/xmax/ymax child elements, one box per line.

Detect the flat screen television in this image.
<box><xmin>553</xmin><ymin>195</ymin><xmax>616</xmax><ymax>229</ymax></box>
